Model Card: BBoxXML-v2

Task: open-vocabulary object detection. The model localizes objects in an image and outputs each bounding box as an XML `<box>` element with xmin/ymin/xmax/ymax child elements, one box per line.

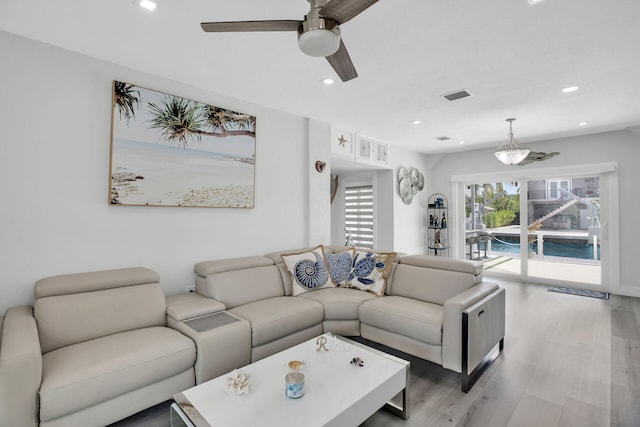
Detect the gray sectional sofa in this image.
<box><xmin>182</xmin><ymin>246</ymin><xmax>505</xmax><ymax>392</ymax></box>
<box><xmin>0</xmin><ymin>246</ymin><xmax>505</xmax><ymax>426</ymax></box>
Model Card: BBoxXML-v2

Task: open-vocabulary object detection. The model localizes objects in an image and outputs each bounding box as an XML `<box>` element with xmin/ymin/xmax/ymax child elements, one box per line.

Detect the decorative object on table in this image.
<box><xmin>330</xmin><ymin>174</ymin><xmax>339</xmax><ymax>203</ymax></box>
<box><xmin>285</xmin><ymin>371</ymin><xmax>305</xmax><ymax>399</ymax></box>
<box><xmin>398</xmin><ymin>166</ymin><xmax>425</xmax><ymax>204</ymax></box>
<box><xmin>316</xmin><ymin>335</ymin><xmax>329</xmax><ymax>351</ymax></box>
<box><xmin>315</xmin><ymin>160</ymin><xmax>327</xmax><ymax>173</ymax></box>
<box><xmin>225</xmin><ymin>369</ymin><xmax>250</xmax><ymax>395</ymax></box>
<box><xmin>494</xmin><ymin>118</ymin><xmax>530</xmax><ymax>166</ymax></box>
<box><xmin>110</xmin><ymin>81</ymin><xmax>256</xmax><ymax>207</ymax></box>
<box><xmin>350</xmin><ymin>357</ymin><xmax>364</xmax><ymax>367</ymax></box>
<box><xmin>517</xmin><ymin>151</ymin><xmax>560</xmax><ymax>166</ymax></box>
<box><xmin>427</xmin><ymin>193</ymin><xmax>449</xmax><ymax>256</ymax></box>
<box><xmin>288</xmin><ymin>360</ymin><xmax>305</xmax><ymax>371</ymax></box>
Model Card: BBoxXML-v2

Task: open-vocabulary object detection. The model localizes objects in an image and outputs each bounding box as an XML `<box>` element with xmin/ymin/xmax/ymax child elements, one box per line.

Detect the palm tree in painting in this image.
<box><xmin>147</xmin><ymin>96</ymin><xmax>207</xmax><ymax>148</ymax></box>
<box><xmin>201</xmin><ymin>105</ymin><xmax>256</xmax><ymax>138</ymax></box>
<box><xmin>113</xmin><ymin>81</ymin><xmax>141</xmax><ymax>123</ymax></box>
<box><xmin>146</xmin><ymin>96</ymin><xmax>256</xmax><ymax>148</ymax></box>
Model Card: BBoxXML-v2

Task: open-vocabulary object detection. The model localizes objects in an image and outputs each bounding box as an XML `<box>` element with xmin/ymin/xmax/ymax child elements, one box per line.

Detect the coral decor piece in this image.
<box><xmin>225</xmin><ymin>369</ymin><xmax>250</xmax><ymax>395</ymax></box>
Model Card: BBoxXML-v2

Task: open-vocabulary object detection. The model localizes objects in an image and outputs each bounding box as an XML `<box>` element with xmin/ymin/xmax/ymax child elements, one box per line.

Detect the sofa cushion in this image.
<box><xmin>347</xmin><ymin>251</ymin><xmax>397</xmax><ymax>297</ymax></box>
<box><xmin>297</xmin><ymin>287</ymin><xmax>376</xmax><ymax>320</ymax></box>
<box><xmin>39</xmin><ymin>326</ymin><xmax>195</xmax><ymax>422</ymax></box>
<box><xmin>359</xmin><ymin>296</ymin><xmax>443</xmax><ymax>345</ymax></box>
<box><xmin>34</xmin><ymin>267</ymin><xmax>160</xmax><ymax>299</ymax></box>
<box><xmin>324</xmin><ymin>248</ymin><xmax>355</xmax><ymax>286</ymax></box>
<box><xmin>389</xmin><ymin>263</ymin><xmax>475</xmax><ymax>305</ymax></box>
<box><xmin>196</xmin><ymin>263</ymin><xmax>285</xmax><ymax>309</ymax></box>
<box><xmin>281</xmin><ymin>246</ymin><xmax>333</xmax><ymax>296</ymax></box>
<box><xmin>229</xmin><ymin>297</ymin><xmax>324</xmax><ymax>347</ymax></box>
<box><xmin>35</xmin><ymin>283</ymin><xmax>167</xmax><ymax>353</ymax></box>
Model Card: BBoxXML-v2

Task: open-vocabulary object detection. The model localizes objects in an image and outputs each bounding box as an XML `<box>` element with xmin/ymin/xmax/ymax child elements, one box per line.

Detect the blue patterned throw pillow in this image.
<box><xmin>325</xmin><ymin>249</ymin><xmax>355</xmax><ymax>286</ymax></box>
<box><xmin>282</xmin><ymin>245</ymin><xmax>333</xmax><ymax>296</ymax></box>
<box><xmin>346</xmin><ymin>251</ymin><xmax>397</xmax><ymax>297</ymax></box>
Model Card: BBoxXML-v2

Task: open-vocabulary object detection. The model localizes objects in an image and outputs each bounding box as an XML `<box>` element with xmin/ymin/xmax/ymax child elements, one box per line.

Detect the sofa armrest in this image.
<box><xmin>0</xmin><ymin>306</ymin><xmax>42</xmax><ymax>427</ymax></box>
<box><xmin>168</xmin><ymin>312</ymin><xmax>251</xmax><ymax>384</ymax></box>
<box><xmin>166</xmin><ymin>293</ymin><xmax>225</xmax><ymax>322</ymax></box>
<box><xmin>442</xmin><ymin>281</ymin><xmax>501</xmax><ymax>373</ymax></box>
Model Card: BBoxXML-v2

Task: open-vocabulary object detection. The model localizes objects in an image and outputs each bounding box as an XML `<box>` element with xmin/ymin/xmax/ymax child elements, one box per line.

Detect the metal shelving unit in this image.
<box><xmin>427</xmin><ymin>193</ymin><xmax>449</xmax><ymax>256</ymax></box>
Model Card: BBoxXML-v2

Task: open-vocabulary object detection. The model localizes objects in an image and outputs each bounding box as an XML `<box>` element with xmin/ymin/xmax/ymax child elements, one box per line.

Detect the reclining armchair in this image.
<box><xmin>0</xmin><ymin>267</ymin><xmax>196</xmax><ymax>427</ymax></box>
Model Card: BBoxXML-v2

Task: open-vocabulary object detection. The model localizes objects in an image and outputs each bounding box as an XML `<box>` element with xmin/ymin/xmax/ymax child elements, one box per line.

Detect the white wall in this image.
<box><xmin>307</xmin><ymin>119</ymin><xmax>332</xmax><ymax>246</ymax></box>
<box><xmin>390</xmin><ymin>145</ymin><xmax>430</xmax><ymax>255</ymax></box>
<box><xmin>0</xmin><ymin>31</ymin><xmax>310</xmax><ymax>314</ymax></box>
<box><xmin>329</xmin><ymin>145</ymin><xmax>430</xmax><ymax>255</ymax></box>
<box><xmin>428</xmin><ymin>129</ymin><xmax>640</xmax><ymax>294</ymax></box>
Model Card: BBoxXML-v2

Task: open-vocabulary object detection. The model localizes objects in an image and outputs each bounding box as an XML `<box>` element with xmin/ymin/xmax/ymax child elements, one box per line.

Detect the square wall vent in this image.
<box><xmin>443</xmin><ymin>89</ymin><xmax>473</xmax><ymax>101</ymax></box>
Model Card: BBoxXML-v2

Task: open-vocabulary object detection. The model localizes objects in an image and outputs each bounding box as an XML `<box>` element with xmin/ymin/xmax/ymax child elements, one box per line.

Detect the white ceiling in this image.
<box><xmin>2</xmin><ymin>0</ymin><xmax>640</xmax><ymax>154</ymax></box>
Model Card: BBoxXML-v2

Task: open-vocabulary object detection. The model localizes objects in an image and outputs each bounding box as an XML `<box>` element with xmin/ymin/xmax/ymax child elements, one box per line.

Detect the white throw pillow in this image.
<box><xmin>282</xmin><ymin>245</ymin><xmax>333</xmax><ymax>296</ymax></box>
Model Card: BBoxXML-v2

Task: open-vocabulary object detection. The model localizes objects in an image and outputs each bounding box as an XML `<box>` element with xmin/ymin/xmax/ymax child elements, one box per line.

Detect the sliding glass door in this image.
<box><xmin>453</xmin><ymin>162</ymin><xmax>618</xmax><ymax>291</ymax></box>
<box><xmin>525</xmin><ymin>177</ymin><xmax>601</xmax><ymax>284</ymax></box>
<box><xmin>464</xmin><ymin>182</ymin><xmax>521</xmax><ymax>276</ymax></box>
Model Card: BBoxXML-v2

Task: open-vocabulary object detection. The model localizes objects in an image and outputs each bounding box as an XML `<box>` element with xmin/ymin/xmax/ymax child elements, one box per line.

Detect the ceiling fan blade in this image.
<box><xmin>326</xmin><ymin>40</ymin><xmax>358</xmax><ymax>82</ymax></box>
<box><xmin>320</xmin><ymin>0</ymin><xmax>379</xmax><ymax>24</ymax></box>
<box><xmin>201</xmin><ymin>20</ymin><xmax>302</xmax><ymax>32</ymax></box>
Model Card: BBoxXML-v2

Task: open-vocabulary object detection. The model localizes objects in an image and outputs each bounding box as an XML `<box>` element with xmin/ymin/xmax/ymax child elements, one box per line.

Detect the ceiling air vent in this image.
<box><xmin>434</xmin><ymin>136</ymin><xmax>451</xmax><ymax>141</ymax></box>
<box><xmin>443</xmin><ymin>89</ymin><xmax>473</xmax><ymax>101</ymax></box>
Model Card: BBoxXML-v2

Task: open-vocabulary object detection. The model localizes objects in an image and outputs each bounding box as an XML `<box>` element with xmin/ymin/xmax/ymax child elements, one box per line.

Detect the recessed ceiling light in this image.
<box><xmin>412</xmin><ymin>120</ymin><xmax>421</xmax><ymax>125</ymax></box>
<box><xmin>562</xmin><ymin>86</ymin><xmax>580</xmax><ymax>93</ymax></box>
<box><xmin>322</xmin><ymin>78</ymin><xmax>334</xmax><ymax>85</ymax></box>
<box><xmin>137</xmin><ymin>0</ymin><xmax>157</xmax><ymax>11</ymax></box>
<box><xmin>578</xmin><ymin>122</ymin><xmax>588</xmax><ymax>126</ymax></box>
<box><xmin>527</xmin><ymin>0</ymin><xmax>545</xmax><ymax>5</ymax></box>
<box><xmin>458</xmin><ymin>141</ymin><xmax>465</xmax><ymax>144</ymax></box>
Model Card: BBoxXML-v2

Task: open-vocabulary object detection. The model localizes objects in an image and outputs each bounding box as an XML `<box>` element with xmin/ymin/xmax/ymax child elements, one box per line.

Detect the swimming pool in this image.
<box><xmin>489</xmin><ymin>237</ymin><xmax>600</xmax><ymax>260</ymax></box>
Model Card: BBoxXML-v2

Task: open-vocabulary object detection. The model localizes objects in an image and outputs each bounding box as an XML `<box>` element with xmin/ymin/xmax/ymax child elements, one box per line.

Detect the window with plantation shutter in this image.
<box><xmin>345</xmin><ymin>184</ymin><xmax>374</xmax><ymax>248</ymax></box>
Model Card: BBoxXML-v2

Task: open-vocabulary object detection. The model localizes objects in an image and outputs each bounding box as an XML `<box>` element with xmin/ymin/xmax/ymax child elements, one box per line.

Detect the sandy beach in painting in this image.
<box><xmin>111</xmin><ymin>139</ymin><xmax>254</xmax><ymax>207</ymax></box>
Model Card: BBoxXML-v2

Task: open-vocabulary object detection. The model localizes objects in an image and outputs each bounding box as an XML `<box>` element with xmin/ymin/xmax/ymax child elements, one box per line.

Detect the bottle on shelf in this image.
<box><xmin>441</xmin><ymin>212</ymin><xmax>447</xmax><ymax>228</ymax></box>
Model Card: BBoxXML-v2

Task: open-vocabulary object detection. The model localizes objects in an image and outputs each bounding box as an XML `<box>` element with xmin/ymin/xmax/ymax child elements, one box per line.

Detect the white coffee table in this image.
<box><xmin>171</xmin><ymin>334</ymin><xmax>410</xmax><ymax>427</ymax></box>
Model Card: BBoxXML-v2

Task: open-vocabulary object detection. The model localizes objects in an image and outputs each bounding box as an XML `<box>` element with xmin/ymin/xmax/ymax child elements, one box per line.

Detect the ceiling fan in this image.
<box><xmin>201</xmin><ymin>0</ymin><xmax>380</xmax><ymax>82</ymax></box>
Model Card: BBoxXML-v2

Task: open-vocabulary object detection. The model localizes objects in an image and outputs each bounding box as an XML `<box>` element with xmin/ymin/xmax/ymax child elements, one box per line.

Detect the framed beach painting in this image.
<box><xmin>109</xmin><ymin>81</ymin><xmax>256</xmax><ymax>208</ymax></box>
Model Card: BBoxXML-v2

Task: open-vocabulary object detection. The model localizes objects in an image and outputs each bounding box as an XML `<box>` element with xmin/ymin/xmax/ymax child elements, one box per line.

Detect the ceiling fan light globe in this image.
<box><xmin>298</xmin><ymin>28</ymin><xmax>340</xmax><ymax>57</ymax></box>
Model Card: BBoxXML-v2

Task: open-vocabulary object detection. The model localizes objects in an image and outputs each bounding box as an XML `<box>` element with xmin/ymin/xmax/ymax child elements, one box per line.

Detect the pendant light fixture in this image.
<box><xmin>494</xmin><ymin>118</ymin><xmax>530</xmax><ymax>166</ymax></box>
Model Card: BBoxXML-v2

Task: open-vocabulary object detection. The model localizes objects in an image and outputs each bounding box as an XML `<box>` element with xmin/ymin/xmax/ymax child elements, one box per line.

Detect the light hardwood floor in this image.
<box><xmin>111</xmin><ymin>279</ymin><xmax>640</xmax><ymax>427</ymax></box>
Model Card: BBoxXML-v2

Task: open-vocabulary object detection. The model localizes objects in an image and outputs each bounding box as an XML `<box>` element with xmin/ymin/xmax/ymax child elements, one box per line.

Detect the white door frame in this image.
<box><xmin>450</xmin><ymin>162</ymin><xmax>620</xmax><ymax>292</ymax></box>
